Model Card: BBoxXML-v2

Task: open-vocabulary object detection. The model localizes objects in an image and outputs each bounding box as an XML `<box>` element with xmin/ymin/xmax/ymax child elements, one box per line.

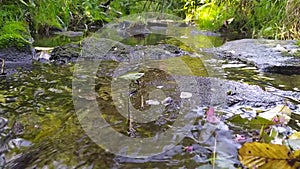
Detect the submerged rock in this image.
<box><xmin>211</xmin><ymin>39</ymin><xmax>300</xmax><ymax>75</ymax></box>
<box><xmin>193</xmin><ymin>77</ymin><xmax>286</xmax><ymax>109</ymax></box>
<box><xmin>0</xmin><ymin>46</ymin><xmax>33</xmax><ymax>75</ymax></box>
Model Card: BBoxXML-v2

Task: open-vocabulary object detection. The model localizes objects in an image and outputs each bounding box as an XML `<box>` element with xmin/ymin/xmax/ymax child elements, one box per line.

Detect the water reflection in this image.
<box><xmin>0</xmin><ymin>57</ymin><xmax>209</xmax><ymax>168</ymax></box>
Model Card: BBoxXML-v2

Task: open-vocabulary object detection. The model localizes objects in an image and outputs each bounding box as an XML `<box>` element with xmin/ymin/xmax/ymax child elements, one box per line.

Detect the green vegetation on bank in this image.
<box><xmin>0</xmin><ymin>0</ymin><xmax>299</xmax><ymax>41</ymax></box>
<box><xmin>182</xmin><ymin>0</ymin><xmax>300</xmax><ymax>39</ymax></box>
<box><xmin>0</xmin><ymin>21</ymin><xmax>31</xmax><ymax>49</ymax></box>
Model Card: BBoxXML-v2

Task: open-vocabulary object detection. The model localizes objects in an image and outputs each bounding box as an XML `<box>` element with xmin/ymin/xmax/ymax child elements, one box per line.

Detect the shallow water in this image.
<box><xmin>1</xmin><ymin>29</ymin><xmax>300</xmax><ymax>168</ymax></box>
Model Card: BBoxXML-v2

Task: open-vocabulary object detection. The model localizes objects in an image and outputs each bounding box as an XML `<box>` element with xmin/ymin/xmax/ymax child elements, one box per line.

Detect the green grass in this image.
<box><xmin>1</xmin><ymin>0</ymin><xmax>299</xmax><ymax>40</ymax></box>
<box><xmin>181</xmin><ymin>0</ymin><xmax>299</xmax><ymax>40</ymax></box>
<box><xmin>0</xmin><ymin>34</ymin><xmax>29</xmax><ymax>49</ymax></box>
<box><xmin>0</xmin><ymin>21</ymin><xmax>30</xmax><ymax>49</ymax></box>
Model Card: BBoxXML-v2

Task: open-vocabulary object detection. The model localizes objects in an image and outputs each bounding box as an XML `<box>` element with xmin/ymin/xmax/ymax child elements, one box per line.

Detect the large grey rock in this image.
<box><xmin>211</xmin><ymin>39</ymin><xmax>300</xmax><ymax>75</ymax></box>
<box><xmin>50</xmin><ymin>39</ymin><xmax>187</xmax><ymax>64</ymax></box>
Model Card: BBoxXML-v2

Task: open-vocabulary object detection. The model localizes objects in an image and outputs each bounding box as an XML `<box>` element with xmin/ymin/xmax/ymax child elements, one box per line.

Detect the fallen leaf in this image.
<box><xmin>229</xmin><ymin>115</ymin><xmax>274</xmax><ymax>129</ymax></box>
<box><xmin>239</xmin><ymin>142</ymin><xmax>300</xmax><ymax>169</ymax></box>
<box><xmin>119</xmin><ymin>72</ymin><xmax>144</xmax><ymax>80</ymax></box>
<box><xmin>289</xmin><ymin>132</ymin><xmax>300</xmax><ymax>140</ymax></box>
<box><xmin>258</xmin><ymin>105</ymin><xmax>291</xmax><ymax>124</ymax></box>
<box><xmin>287</xmin><ymin>132</ymin><xmax>300</xmax><ymax>151</ymax></box>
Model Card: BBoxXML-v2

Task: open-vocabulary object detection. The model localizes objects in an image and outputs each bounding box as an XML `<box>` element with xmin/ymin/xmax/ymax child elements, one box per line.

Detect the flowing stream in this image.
<box><xmin>0</xmin><ymin>27</ymin><xmax>299</xmax><ymax>168</ymax></box>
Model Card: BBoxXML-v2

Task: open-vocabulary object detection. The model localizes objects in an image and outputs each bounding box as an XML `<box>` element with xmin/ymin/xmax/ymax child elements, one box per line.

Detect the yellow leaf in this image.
<box><xmin>289</xmin><ymin>132</ymin><xmax>300</xmax><ymax>140</ymax></box>
<box><xmin>294</xmin><ymin>150</ymin><xmax>300</xmax><ymax>159</ymax></box>
<box><xmin>239</xmin><ymin>142</ymin><xmax>300</xmax><ymax>169</ymax></box>
<box><xmin>287</xmin><ymin>132</ymin><xmax>300</xmax><ymax>151</ymax></box>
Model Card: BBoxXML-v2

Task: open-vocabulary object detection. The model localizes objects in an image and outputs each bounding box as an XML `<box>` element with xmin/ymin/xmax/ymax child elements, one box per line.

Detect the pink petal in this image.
<box><xmin>279</xmin><ymin>116</ymin><xmax>285</xmax><ymax>123</ymax></box>
<box><xmin>272</xmin><ymin>116</ymin><xmax>279</xmax><ymax>123</ymax></box>
<box><xmin>184</xmin><ymin>146</ymin><xmax>193</xmax><ymax>152</ymax></box>
<box><xmin>206</xmin><ymin>107</ymin><xmax>220</xmax><ymax>123</ymax></box>
<box><xmin>235</xmin><ymin>134</ymin><xmax>246</xmax><ymax>142</ymax></box>
<box><xmin>206</xmin><ymin>107</ymin><xmax>215</xmax><ymax>116</ymax></box>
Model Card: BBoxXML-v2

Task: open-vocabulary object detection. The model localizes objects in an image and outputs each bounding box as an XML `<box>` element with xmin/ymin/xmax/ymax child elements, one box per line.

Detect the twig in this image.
<box><xmin>212</xmin><ymin>133</ymin><xmax>217</xmax><ymax>169</ymax></box>
<box><xmin>0</xmin><ymin>59</ymin><xmax>4</xmax><ymax>74</ymax></box>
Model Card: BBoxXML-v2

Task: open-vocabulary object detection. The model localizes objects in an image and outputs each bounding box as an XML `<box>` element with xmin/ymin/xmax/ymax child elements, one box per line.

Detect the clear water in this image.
<box><xmin>1</xmin><ymin>28</ymin><xmax>299</xmax><ymax>168</ymax></box>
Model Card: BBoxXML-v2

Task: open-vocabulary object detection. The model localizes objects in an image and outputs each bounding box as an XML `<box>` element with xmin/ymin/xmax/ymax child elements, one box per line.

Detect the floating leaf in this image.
<box><xmin>239</xmin><ymin>142</ymin><xmax>300</xmax><ymax>169</ymax></box>
<box><xmin>118</xmin><ymin>72</ymin><xmax>144</xmax><ymax>80</ymax></box>
<box><xmin>258</xmin><ymin>105</ymin><xmax>291</xmax><ymax>124</ymax></box>
<box><xmin>229</xmin><ymin>115</ymin><xmax>274</xmax><ymax>129</ymax></box>
<box><xmin>289</xmin><ymin>132</ymin><xmax>300</xmax><ymax>140</ymax></box>
<box><xmin>287</xmin><ymin>132</ymin><xmax>300</xmax><ymax>151</ymax></box>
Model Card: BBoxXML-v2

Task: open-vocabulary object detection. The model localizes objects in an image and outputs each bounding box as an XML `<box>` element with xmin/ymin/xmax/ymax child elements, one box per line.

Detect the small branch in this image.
<box><xmin>1</xmin><ymin>59</ymin><xmax>5</xmax><ymax>74</ymax></box>
<box><xmin>212</xmin><ymin>133</ymin><xmax>217</xmax><ymax>169</ymax></box>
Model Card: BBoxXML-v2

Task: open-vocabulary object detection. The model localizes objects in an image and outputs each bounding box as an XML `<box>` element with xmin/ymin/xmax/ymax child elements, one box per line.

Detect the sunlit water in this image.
<box><xmin>0</xmin><ymin>29</ymin><xmax>299</xmax><ymax>168</ymax></box>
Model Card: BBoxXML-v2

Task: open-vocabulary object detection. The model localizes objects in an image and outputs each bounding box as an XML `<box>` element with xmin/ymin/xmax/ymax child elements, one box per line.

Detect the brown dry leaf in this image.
<box><xmin>238</xmin><ymin>142</ymin><xmax>300</xmax><ymax>169</ymax></box>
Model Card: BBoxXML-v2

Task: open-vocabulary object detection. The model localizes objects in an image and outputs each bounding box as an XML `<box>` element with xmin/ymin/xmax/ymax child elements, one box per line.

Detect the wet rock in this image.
<box><xmin>104</xmin><ymin>19</ymin><xmax>187</xmax><ymax>39</ymax></box>
<box><xmin>211</xmin><ymin>39</ymin><xmax>300</xmax><ymax>75</ymax></box>
<box><xmin>191</xmin><ymin>30</ymin><xmax>221</xmax><ymax>37</ymax></box>
<box><xmin>144</xmin><ymin>74</ymin><xmax>290</xmax><ymax>111</ymax></box>
<box><xmin>53</xmin><ymin>31</ymin><xmax>84</xmax><ymax>37</ymax></box>
<box><xmin>117</xmin><ymin>21</ymin><xmax>151</xmax><ymax>38</ymax></box>
<box><xmin>0</xmin><ymin>46</ymin><xmax>33</xmax><ymax>76</ymax></box>
<box><xmin>50</xmin><ymin>40</ymin><xmax>187</xmax><ymax>64</ymax></box>
<box><xmin>50</xmin><ymin>43</ymin><xmax>81</xmax><ymax>64</ymax></box>
<box><xmin>182</xmin><ymin>76</ymin><xmax>289</xmax><ymax>109</ymax></box>
<box><xmin>265</xmin><ymin>86</ymin><xmax>300</xmax><ymax>105</ymax></box>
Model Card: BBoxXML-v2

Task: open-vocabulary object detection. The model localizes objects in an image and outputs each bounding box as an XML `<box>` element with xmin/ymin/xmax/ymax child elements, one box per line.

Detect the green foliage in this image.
<box><xmin>0</xmin><ymin>21</ymin><xmax>30</xmax><ymax>49</ymax></box>
<box><xmin>0</xmin><ymin>4</ymin><xmax>25</xmax><ymax>27</ymax></box>
<box><xmin>229</xmin><ymin>114</ymin><xmax>275</xmax><ymax>129</ymax></box>
<box><xmin>181</xmin><ymin>0</ymin><xmax>300</xmax><ymax>39</ymax></box>
<box><xmin>1</xmin><ymin>0</ymin><xmax>299</xmax><ymax>39</ymax></box>
<box><xmin>182</xmin><ymin>0</ymin><xmax>229</xmax><ymax>30</ymax></box>
<box><xmin>0</xmin><ymin>34</ymin><xmax>29</xmax><ymax>49</ymax></box>
<box><xmin>21</xmin><ymin>0</ymin><xmax>184</xmax><ymax>32</ymax></box>
<box><xmin>17</xmin><ymin>0</ymin><xmax>112</xmax><ymax>34</ymax></box>
<box><xmin>1</xmin><ymin>21</ymin><xmax>29</xmax><ymax>37</ymax></box>
<box><xmin>284</xmin><ymin>0</ymin><xmax>300</xmax><ymax>39</ymax></box>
